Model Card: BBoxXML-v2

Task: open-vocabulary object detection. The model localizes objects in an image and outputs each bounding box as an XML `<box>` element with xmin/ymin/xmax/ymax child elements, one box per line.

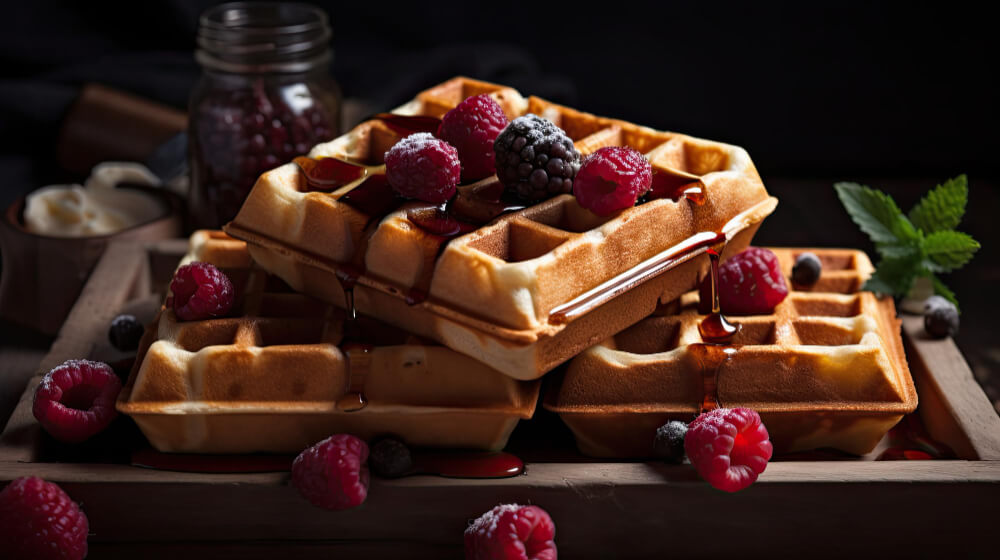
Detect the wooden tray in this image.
<box><xmin>2</xmin><ymin>239</ymin><xmax>999</xmax><ymax>558</ymax></box>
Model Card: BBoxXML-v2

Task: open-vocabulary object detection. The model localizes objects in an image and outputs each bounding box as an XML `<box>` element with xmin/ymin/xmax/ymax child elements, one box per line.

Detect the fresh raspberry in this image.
<box><xmin>684</xmin><ymin>408</ymin><xmax>772</xmax><ymax>493</ymax></box>
<box><xmin>0</xmin><ymin>477</ymin><xmax>89</xmax><ymax>560</ymax></box>
<box><xmin>292</xmin><ymin>434</ymin><xmax>370</xmax><ymax>510</ymax></box>
<box><xmin>494</xmin><ymin>114</ymin><xmax>581</xmax><ymax>201</ymax></box>
<box><xmin>170</xmin><ymin>261</ymin><xmax>235</xmax><ymax>321</ymax></box>
<box><xmin>699</xmin><ymin>247</ymin><xmax>788</xmax><ymax>315</ymax></box>
<box><xmin>384</xmin><ymin>132</ymin><xmax>461</xmax><ymax>203</ymax></box>
<box><xmin>573</xmin><ymin>146</ymin><xmax>652</xmax><ymax>216</ymax></box>
<box><xmin>33</xmin><ymin>359</ymin><xmax>122</xmax><ymax>443</ymax></box>
<box><xmin>438</xmin><ymin>94</ymin><xmax>509</xmax><ymax>182</ymax></box>
<box><xmin>465</xmin><ymin>504</ymin><xmax>557</xmax><ymax>560</ymax></box>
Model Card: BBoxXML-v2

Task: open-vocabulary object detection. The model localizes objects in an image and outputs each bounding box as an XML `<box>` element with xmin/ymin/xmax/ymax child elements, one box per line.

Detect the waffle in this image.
<box><xmin>224</xmin><ymin>76</ymin><xmax>777</xmax><ymax>380</ymax></box>
<box><xmin>116</xmin><ymin>231</ymin><xmax>540</xmax><ymax>453</ymax></box>
<box><xmin>544</xmin><ymin>248</ymin><xmax>918</xmax><ymax>457</ymax></box>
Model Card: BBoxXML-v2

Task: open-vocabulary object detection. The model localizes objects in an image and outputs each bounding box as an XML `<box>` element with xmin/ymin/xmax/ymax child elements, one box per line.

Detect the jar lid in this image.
<box><xmin>196</xmin><ymin>2</ymin><xmax>332</xmax><ymax>74</ymax></box>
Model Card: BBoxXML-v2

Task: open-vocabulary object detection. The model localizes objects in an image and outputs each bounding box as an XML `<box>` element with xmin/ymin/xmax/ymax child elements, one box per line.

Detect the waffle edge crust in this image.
<box><xmin>223</xmin><ymin>76</ymin><xmax>778</xmax><ymax>380</ymax></box>
<box><xmin>544</xmin><ymin>248</ymin><xmax>918</xmax><ymax>457</ymax></box>
<box><xmin>116</xmin><ymin>231</ymin><xmax>540</xmax><ymax>454</ymax></box>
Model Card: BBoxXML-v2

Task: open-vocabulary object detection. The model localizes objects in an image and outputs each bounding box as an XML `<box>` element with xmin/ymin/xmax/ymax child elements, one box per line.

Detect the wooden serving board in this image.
<box><xmin>2</xmin><ymin>240</ymin><xmax>999</xmax><ymax>558</ymax></box>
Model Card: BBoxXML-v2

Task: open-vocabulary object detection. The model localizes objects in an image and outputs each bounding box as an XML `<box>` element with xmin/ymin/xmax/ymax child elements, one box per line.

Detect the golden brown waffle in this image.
<box><xmin>224</xmin><ymin>77</ymin><xmax>777</xmax><ymax>379</ymax></box>
<box><xmin>116</xmin><ymin>231</ymin><xmax>540</xmax><ymax>453</ymax></box>
<box><xmin>544</xmin><ymin>248</ymin><xmax>918</xmax><ymax>457</ymax></box>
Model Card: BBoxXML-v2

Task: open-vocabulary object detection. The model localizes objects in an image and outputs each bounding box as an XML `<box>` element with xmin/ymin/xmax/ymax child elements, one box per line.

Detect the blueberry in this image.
<box><xmin>108</xmin><ymin>314</ymin><xmax>144</xmax><ymax>351</ymax></box>
<box><xmin>653</xmin><ymin>420</ymin><xmax>688</xmax><ymax>464</ymax></box>
<box><xmin>924</xmin><ymin>299</ymin><xmax>959</xmax><ymax>338</ymax></box>
<box><xmin>369</xmin><ymin>437</ymin><xmax>413</xmax><ymax>478</ymax></box>
<box><xmin>792</xmin><ymin>252</ymin><xmax>822</xmax><ymax>287</ymax></box>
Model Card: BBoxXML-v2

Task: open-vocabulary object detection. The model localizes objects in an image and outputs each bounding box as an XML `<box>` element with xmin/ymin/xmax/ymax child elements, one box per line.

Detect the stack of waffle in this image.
<box><xmin>118</xmin><ymin>77</ymin><xmax>916</xmax><ymax>456</ymax></box>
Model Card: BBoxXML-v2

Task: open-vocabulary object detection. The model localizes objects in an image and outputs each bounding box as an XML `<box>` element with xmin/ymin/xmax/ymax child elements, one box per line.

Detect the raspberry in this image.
<box><xmin>384</xmin><ymin>132</ymin><xmax>461</xmax><ymax>203</ymax></box>
<box><xmin>684</xmin><ymin>408</ymin><xmax>772</xmax><ymax>493</ymax></box>
<box><xmin>0</xmin><ymin>477</ymin><xmax>89</xmax><ymax>560</ymax></box>
<box><xmin>170</xmin><ymin>262</ymin><xmax>235</xmax><ymax>321</ymax></box>
<box><xmin>573</xmin><ymin>146</ymin><xmax>652</xmax><ymax>216</ymax></box>
<box><xmin>791</xmin><ymin>252</ymin><xmax>822</xmax><ymax>287</ymax></box>
<box><xmin>438</xmin><ymin>94</ymin><xmax>509</xmax><ymax>182</ymax></box>
<box><xmin>465</xmin><ymin>504</ymin><xmax>557</xmax><ymax>560</ymax></box>
<box><xmin>292</xmin><ymin>434</ymin><xmax>370</xmax><ymax>510</ymax></box>
<box><xmin>699</xmin><ymin>247</ymin><xmax>789</xmax><ymax>315</ymax></box>
<box><xmin>33</xmin><ymin>359</ymin><xmax>122</xmax><ymax>443</ymax></box>
<box><xmin>494</xmin><ymin>114</ymin><xmax>580</xmax><ymax>201</ymax></box>
<box><xmin>108</xmin><ymin>313</ymin><xmax>144</xmax><ymax>351</ymax></box>
<box><xmin>652</xmin><ymin>420</ymin><xmax>688</xmax><ymax>464</ymax></box>
<box><xmin>369</xmin><ymin>437</ymin><xmax>413</xmax><ymax>478</ymax></box>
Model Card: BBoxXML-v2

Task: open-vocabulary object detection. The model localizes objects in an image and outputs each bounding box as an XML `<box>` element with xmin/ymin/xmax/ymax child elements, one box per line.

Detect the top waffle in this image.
<box><xmin>225</xmin><ymin>77</ymin><xmax>777</xmax><ymax>379</ymax></box>
<box><xmin>544</xmin><ymin>248</ymin><xmax>918</xmax><ymax>457</ymax></box>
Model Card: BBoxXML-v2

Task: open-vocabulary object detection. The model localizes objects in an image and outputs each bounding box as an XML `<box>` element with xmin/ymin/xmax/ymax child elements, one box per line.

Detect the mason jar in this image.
<box><xmin>188</xmin><ymin>2</ymin><xmax>341</xmax><ymax>229</ymax></box>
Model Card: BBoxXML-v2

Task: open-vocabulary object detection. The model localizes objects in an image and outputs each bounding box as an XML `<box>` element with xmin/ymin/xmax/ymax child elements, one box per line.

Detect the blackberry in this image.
<box><xmin>369</xmin><ymin>437</ymin><xmax>413</xmax><ymax>478</ymax></box>
<box><xmin>494</xmin><ymin>114</ymin><xmax>581</xmax><ymax>201</ymax></box>
<box><xmin>653</xmin><ymin>420</ymin><xmax>688</xmax><ymax>464</ymax></box>
<box><xmin>108</xmin><ymin>314</ymin><xmax>144</xmax><ymax>352</ymax></box>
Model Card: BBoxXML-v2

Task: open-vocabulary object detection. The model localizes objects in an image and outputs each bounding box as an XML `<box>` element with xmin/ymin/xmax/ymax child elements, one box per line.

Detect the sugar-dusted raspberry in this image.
<box><xmin>438</xmin><ymin>94</ymin><xmax>509</xmax><ymax>182</ymax></box>
<box><xmin>573</xmin><ymin>146</ymin><xmax>652</xmax><ymax>216</ymax></box>
<box><xmin>0</xmin><ymin>477</ymin><xmax>89</xmax><ymax>560</ymax></box>
<box><xmin>384</xmin><ymin>132</ymin><xmax>461</xmax><ymax>203</ymax></box>
<box><xmin>684</xmin><ymin>407</ymin><xmax>772</xmax><ymax>493</ymax></box>
<box><xmin>292</xmin><ymin>434</ymin><xmax>370</xmax><ymax>510</ymax></box>
<box><xmin>33</xmin><ymin>359</ymin><xmax>122</xmax><ymax>443</ymax></box>
<box><xmin>494</xmin><ymin>114</ymin><xmax>581</xmax><ymax>201</ymax></box>
<box><xmin>170</xmin><ymin>261</ymin><xmax>235</xmax><ymax>321</ymax></box>
<box><xmin>465</xmin><ymin>503</ymin><xmax>557</xmax><ymax>560</ymax></box>
<box><xmin>699</xmin><ymin>247</ymin><xmax>788</xmax><ymax>315</ymax></box>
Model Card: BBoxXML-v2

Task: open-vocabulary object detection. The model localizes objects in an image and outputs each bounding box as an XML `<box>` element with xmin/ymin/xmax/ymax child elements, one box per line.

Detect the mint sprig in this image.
<box><xmin>834</xmin><ymin>175</ymin><xmax>979</xmax><ymax>310</ymax></box>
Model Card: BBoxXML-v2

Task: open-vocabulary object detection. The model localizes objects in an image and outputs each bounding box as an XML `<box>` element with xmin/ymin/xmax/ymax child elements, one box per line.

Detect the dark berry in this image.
<box><xmin>384</xmin><ymin>133</ymin><xmax>461</xmax><ymax>204</ymax></box>
<box><xmin>33</xmin><ymin>359</ymin><xmax>122</xmax><ymax>443</ymax></box>
<box><xmin>170</xmin><ymin>262</ymin><xmax>235</xmax><ymax>321</ymax></box>
<box><xmin>108</xmin><ymin>314</ymin><xmax>144</xmax><ymax>351</ymax></box>
<box><xmin>494</xmin><ymin>114</ymin><xmax>581</xmax><ymax>201</ymax></box>
<box><xmin>792</xmin><ymin>252</ymin><xmax>822</xmax><ymax>287</ymax></box>
<box><xmin>699</xmin><ymin>247</ymin><xmax>789</xmax><ymax>315</ymax></box>
<box><xmin>465</xmin><ymin>504</ymin><xmax>557</xmax><ymax>560</ymax></box>
<box><xmin>685</xmin><ymin>407</ymin><xmax>772</xmax><ymax>493</ymax></box>
<box><xmin>292</xmin><ymin>434</ymin><xmax>370</xmax><ymax>510</ymax></box>
<box><xmin>0</xmin><ymin>477</ymin><xmax>89</xmax><ymax>560</ymax></box>
<box><xmin>653</xmin><ymin>420</ymin><xmax>688</xmax><ymax>463</ymax></box>
<box><xmin>573</xmin><ymin>146</ymin><xmax>652</xmax><ymax>216</ymax></box>
<box><xmin>369</xmin><ymin>437</ymin><xmax>413</xmax><ymax>478</ymax></box>
<box><xmin>924</xmin><ymin>297</ymin><xmax>959</xmax><ymax>338</ymax></box>
<box><xmin>438</xmin><ymin>94</ymin><xmax>509</xmax><ymax>182</ymax></box>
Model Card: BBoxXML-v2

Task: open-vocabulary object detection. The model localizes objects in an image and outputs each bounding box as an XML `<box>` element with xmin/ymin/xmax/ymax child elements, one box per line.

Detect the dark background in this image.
<box><xmin>1</xmin><ymin>2</ymin><xmax>998</xmax><ymax>403</ymax></box>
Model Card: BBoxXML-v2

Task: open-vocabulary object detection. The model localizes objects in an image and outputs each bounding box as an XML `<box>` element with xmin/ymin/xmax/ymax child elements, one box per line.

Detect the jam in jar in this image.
<box><xmin>188</xmin><ymin>2</ymin><xmax>341</xmax><ymax>229</ymax></box>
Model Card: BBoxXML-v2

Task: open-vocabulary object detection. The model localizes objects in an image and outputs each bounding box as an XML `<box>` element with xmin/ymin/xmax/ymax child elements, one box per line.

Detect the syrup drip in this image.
<box><xmin>295</xmin><ymin>156</ymin><xmax>367</xmax><ymax>191</ymax></box>
<box><xmin>698</xmin><ymin>247</ymin><xmax>739</xmax><ymax>342</ymax></box>
<box><xmin>337</xmin><ymin>343</ymin><xmax>372</xmax><ymax>412</ymax></box>
<box><xmin>689</xmin><ymin>343</ymin><xmax>737</xmax><ymax>412</ymax></box>
<box><xmin>371</xmin><ymin>113</ymin><xmax>442</xmax><ymax>136</ymax></box>
<box><xmin>649</xmin><ymin>171</ymin><xmax>706</xmax><ymax>205</ymax></box>
<box><xmin>334</xmin><ymin>266</ymin><xmax>362</xmax><ymax>322</ymax></box>
<box><xmin>411</xmin><ymin>451</ymin><xmax>524</xmax><ymax>478</ymax></box>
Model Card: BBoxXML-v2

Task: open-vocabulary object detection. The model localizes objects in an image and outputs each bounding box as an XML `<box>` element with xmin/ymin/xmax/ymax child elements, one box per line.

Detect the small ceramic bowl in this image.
<box><xmin>0</xmin><ymin>185</ymin><xmax>183</xmax><ymax>335</ymax></box>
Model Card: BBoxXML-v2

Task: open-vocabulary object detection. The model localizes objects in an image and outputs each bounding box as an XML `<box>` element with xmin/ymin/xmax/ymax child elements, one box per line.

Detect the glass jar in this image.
<box><xmin>188</xmin><ymin>2</ymin><xmax>341</xmax><ymax>229</ymax></box>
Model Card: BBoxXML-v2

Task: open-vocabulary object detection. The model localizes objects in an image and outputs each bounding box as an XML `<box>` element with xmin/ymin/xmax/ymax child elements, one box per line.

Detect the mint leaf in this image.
<box><xmin>835</xmin><ymin>182</ymin><xmax>919</xmax><ymax>245</ymax></box>
<box><xmin>931</xmin><ymin>276</ymin><xmax>960</xmax><ymax>312</ymax></box>
<box><xmin>908</xmin><ymin>175</ymin><xmax>968</xmax><ymax>233</ymax></box>
<box><xmin>923</xmin><ymin>230</ymin><xmax>979</xmax><ymax>272</ymax></box>
<box><xmin>864</xmin><ymin>255</ymin><xmax>920</xmax><ymax>296</ymax></box>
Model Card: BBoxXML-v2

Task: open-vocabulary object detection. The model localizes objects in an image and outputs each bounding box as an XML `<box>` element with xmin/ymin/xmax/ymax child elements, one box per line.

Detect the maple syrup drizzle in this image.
<box><xmin>370</xmin><ymin>113</ymin><xmax>442</xmax><ymax>136</ymax></box>
<box><xmin>698</xmin><ymin>247</ymin><xmax>739</xmax><ymax>342</ymax></box>
<box><xmin>649</xmin><ymin>171</ymin><xmax>706</xmax><ymax>205</ymax></box>
<box><xmin>337</xmin><ymin>343</ymin><xmax>372</xmax><ymax>412</ymax></box>
<box><xmin>692</xmin><ymin>243</ymin><xmax>740</xmax><ymax>412</ymax></box>
<box><xmin>690</xmin><ymin>343</ymin><xmax>737</xmax><ymax>412</ymax></box>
